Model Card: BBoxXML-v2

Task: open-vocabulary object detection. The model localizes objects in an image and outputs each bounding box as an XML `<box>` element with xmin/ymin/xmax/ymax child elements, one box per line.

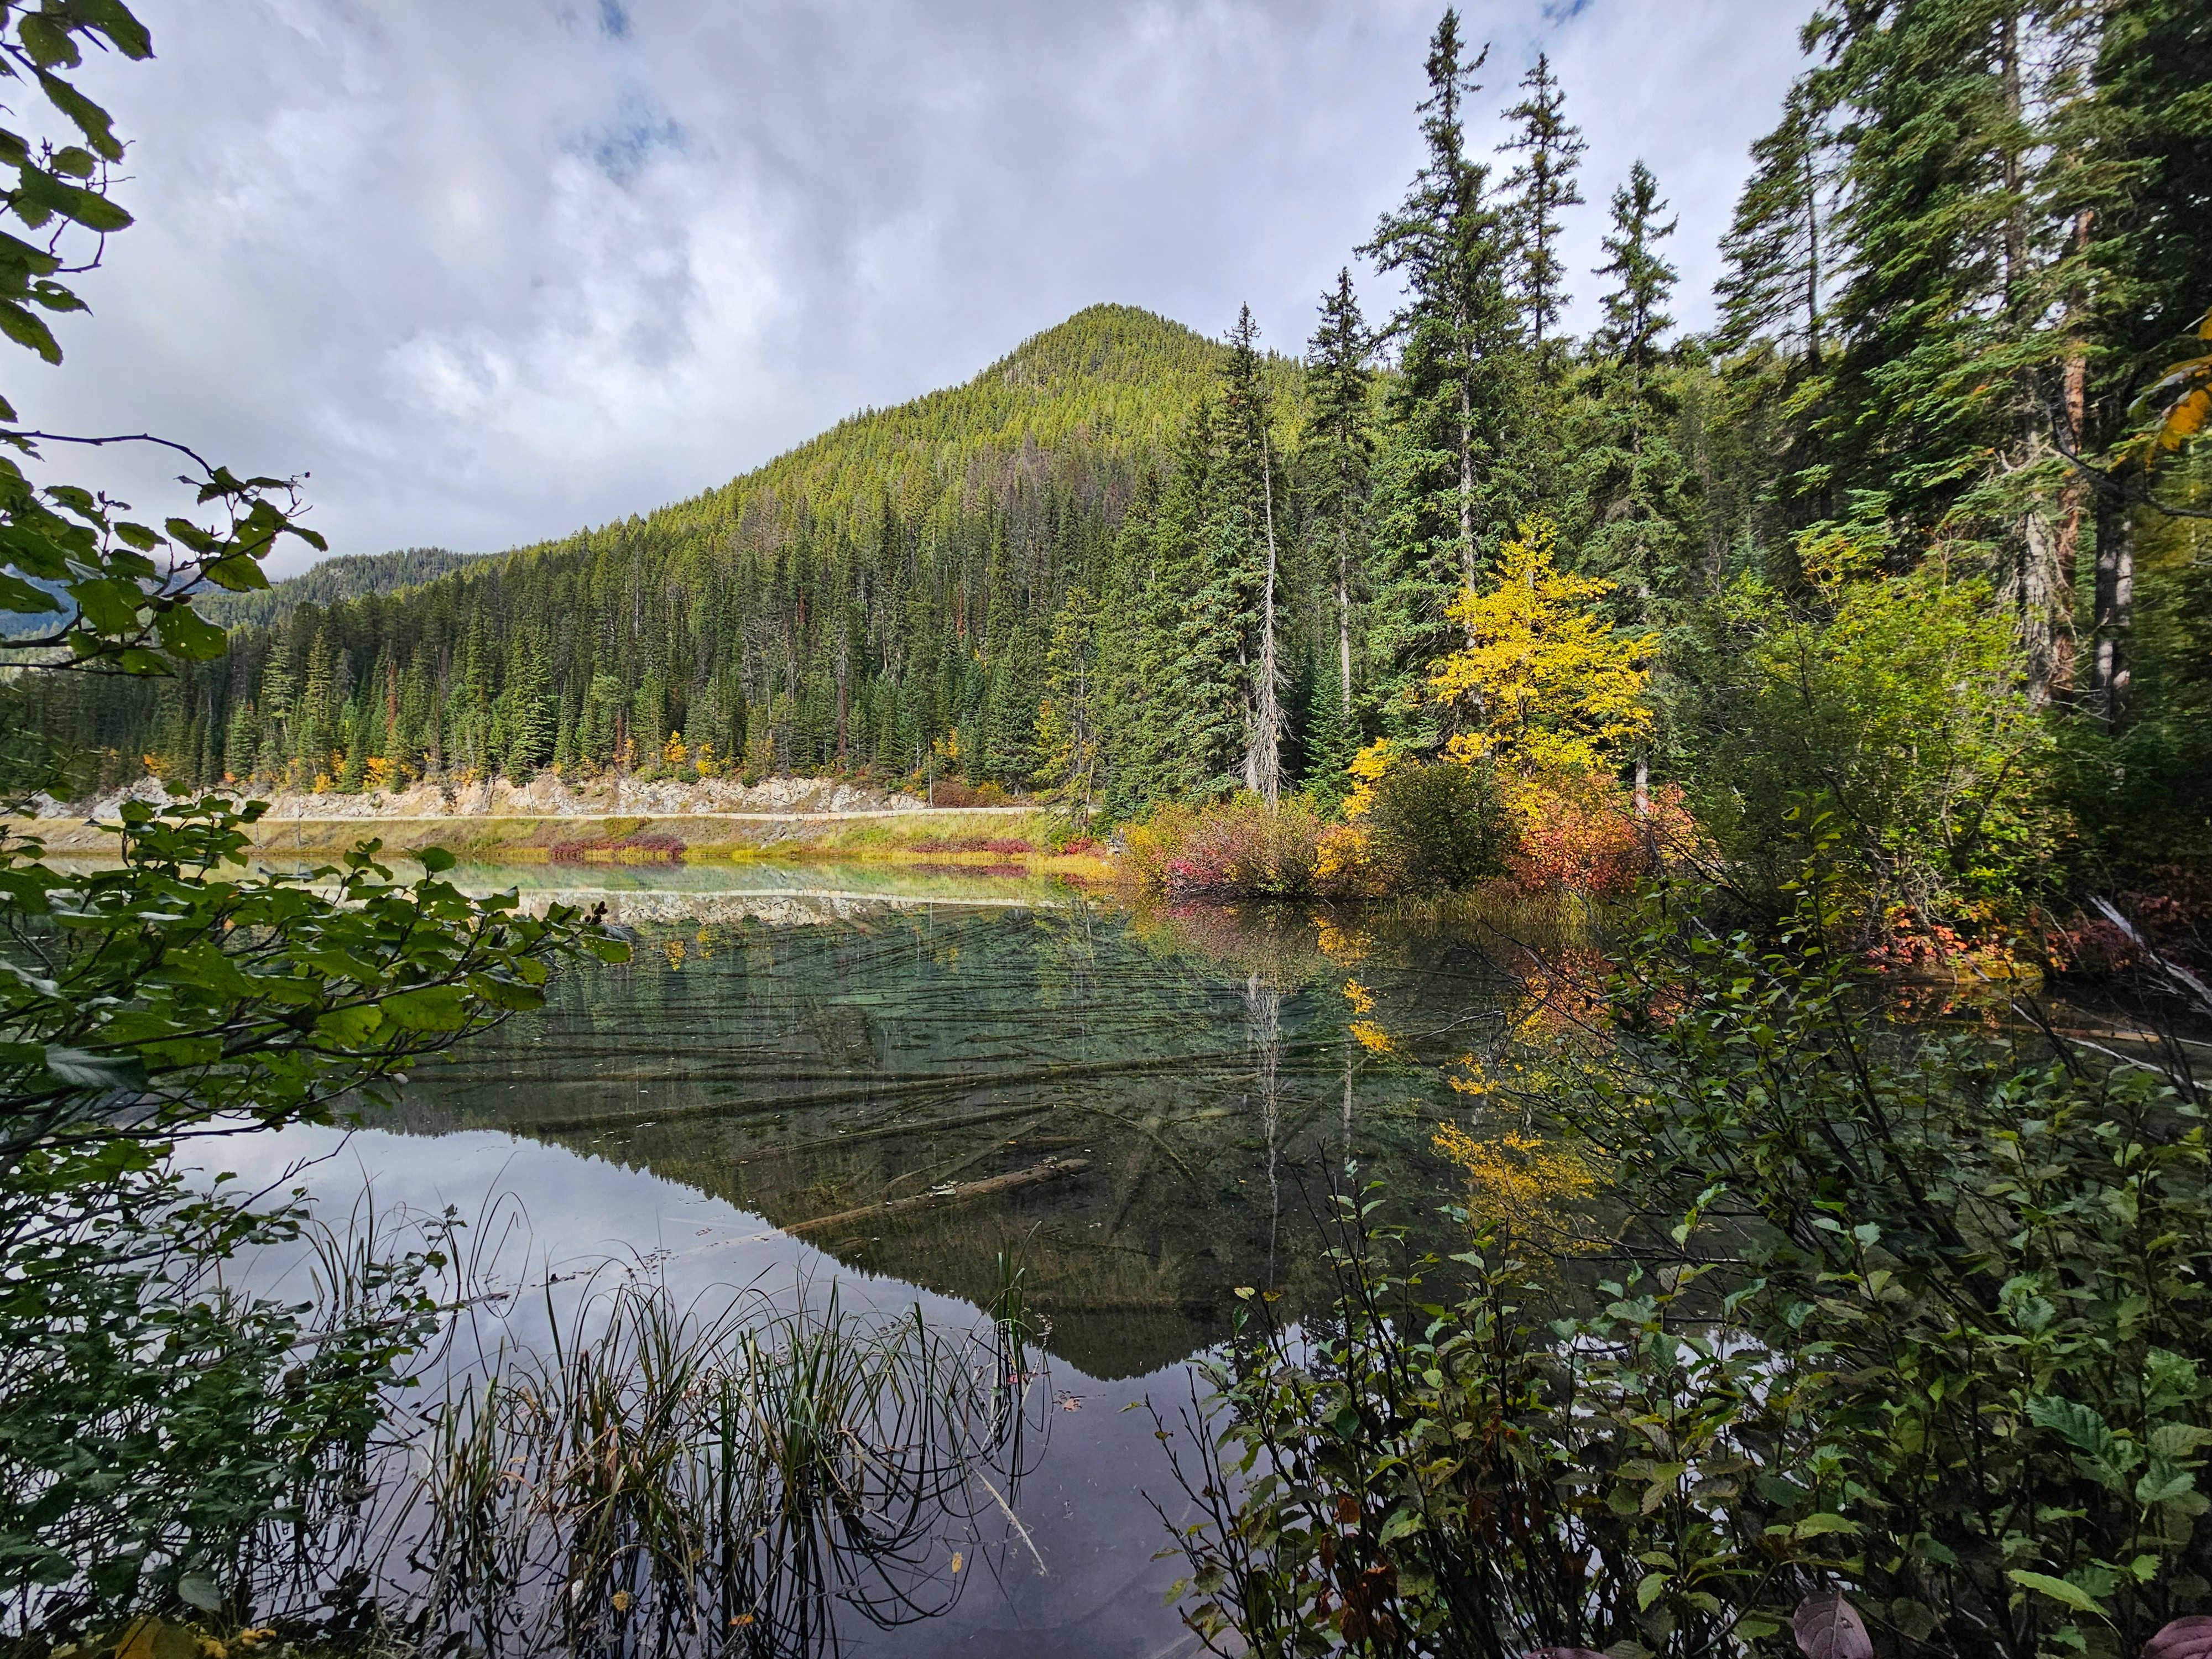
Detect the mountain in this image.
<box><xmin>29</xmin><ymin>303</ymin><xmax>1318</xmax><ymax>803</ymax></box>
<box><xmin>197</xmin><ymin>547</ymin><xmax>482</xmax><ymax>629</ymax></box>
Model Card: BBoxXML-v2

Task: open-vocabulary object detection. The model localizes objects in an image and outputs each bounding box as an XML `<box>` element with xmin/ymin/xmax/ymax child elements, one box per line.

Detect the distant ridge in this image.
<box><xmin>198</xmin><ymin>546</ymin><xmax>483</xmax><ymax>629</ymax></box>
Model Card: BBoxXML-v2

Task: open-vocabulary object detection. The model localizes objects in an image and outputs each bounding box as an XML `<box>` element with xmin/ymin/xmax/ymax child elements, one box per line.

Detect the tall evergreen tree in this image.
<box><xmin>1218</xmin><ymin>304</ymin><xmax>1285</xmax><ymax>802</ymax></box>
<box><xmin>1034</xmin><ymin>583</ymin><xmax>1102</xmax><ymax>818</ymax></box>
<box><xmin>1363</xmin><ymin>7</ymin><xmax>1530</xmax><ymax>744</ymax></box>
<box><xmin>1302</xmin><ymin>270</ymin><xmax>1376</xmax><ymax>791</ymax></box>
<box><xmin>1499</xmin><ymin>51</ymin><xmax>1585</xmax><ymax>359</ymax></box>
<box><xmin>2052</xmin><ymin>0</ymin><xmax>2212</xmax><ymax>724</ymax></box>
<box><xmin>1578</xmin><ymin>160</ymin><xmax>1692</xmax><ymax>609</ymax></box>
<box><xmin>1716</xmin><ymin>78</ymin><xmax>1839</xmax><ymax>365</ymax></box>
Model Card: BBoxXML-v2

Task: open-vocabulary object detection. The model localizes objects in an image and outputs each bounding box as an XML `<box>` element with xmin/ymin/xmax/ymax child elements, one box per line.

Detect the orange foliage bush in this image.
<box><xmin>1499</xmin><ymin>776</ymin><xmax>1698</xmax><ymax>899</ymax></box>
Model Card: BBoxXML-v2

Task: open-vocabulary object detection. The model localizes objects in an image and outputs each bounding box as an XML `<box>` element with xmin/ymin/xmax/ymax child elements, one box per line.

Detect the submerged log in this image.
<box><xmin>786</xmin><ymin>1157</ymin><xmax>1091</xmax><ymax>1237</ymax></box>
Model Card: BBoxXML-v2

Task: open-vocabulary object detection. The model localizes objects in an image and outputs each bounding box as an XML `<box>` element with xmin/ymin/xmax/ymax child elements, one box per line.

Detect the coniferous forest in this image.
<box><xmin>20</xmin><ymin>1</ymin><xmax>2210</xmax><ymax>924</ymax></box>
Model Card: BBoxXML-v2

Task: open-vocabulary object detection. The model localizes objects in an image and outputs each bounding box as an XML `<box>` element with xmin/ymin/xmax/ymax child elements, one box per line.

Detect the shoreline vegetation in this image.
<box><xmin>6</xmin><ymin>773</ymin><xmax>1119</xmax><ymax>875</ymax></box>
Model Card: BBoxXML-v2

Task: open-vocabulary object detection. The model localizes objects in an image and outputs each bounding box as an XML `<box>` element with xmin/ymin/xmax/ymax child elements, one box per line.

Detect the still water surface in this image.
<box><xmin>223</xmin><ymin>862</ymin><xmax>1526</xmax><ymax>1654</ymax></box>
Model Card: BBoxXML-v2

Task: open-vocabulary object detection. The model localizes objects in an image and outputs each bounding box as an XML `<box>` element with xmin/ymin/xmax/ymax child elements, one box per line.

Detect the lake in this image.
<box><xmin>216</xmin><ymin>861</ymin><xmax>1534</xmax><ymax>1655</ymax></box>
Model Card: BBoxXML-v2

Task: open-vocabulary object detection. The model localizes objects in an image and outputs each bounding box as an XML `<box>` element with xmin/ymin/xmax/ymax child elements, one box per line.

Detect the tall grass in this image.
<box><xmin>30</xmin><ymin>1193</ymin><xmax>1055</xmax><ymax>1658</ymax></box>
<box><xmin>401</xmin><ymin>1269</ymin><xmax>1051</xmax><ymax>1658</ymax></box>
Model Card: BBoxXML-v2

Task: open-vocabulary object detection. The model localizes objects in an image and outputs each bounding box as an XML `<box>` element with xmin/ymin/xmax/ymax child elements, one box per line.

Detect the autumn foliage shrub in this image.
<box><xmin>1366</xmin><ymin>761</ymin><xmax>1511</xmax><ymax>893</ymax></box>
<box><xmin>1498</xmin><ymin>776</ymin><xmax>1698</xmax><ymax>898</ymax></box>
<box><xmin>1150</xmin><ymin>797</ymin><xmax>1328</xmax><ymax>900</ymax></box>
<box><xmin>922</xmin><ymin>778</ymin><xmax>1011</xmax><ymax>807</ymax></box>
<box><xmin>909</xmin><ymin>836</ymin><xmax>1034</xmax><ymax>855</ymax></box>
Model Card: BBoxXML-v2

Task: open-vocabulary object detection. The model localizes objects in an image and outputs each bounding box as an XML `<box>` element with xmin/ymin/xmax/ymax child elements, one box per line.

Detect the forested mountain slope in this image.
<box><xmin>30</xmin><ymin>304</ymin><xmax>1305</xmax><ymax>797</ymax></box>
<box><xmin>194</xmin><ymin>547</ymin><xmax>481</xmax><ymax>629</ymax></box>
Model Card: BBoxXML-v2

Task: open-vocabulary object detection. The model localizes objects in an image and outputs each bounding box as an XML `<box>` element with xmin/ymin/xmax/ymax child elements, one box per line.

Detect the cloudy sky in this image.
<box><xmin>25</xmin><ymin>0</ymin><xmax>1808</xmax><ymax>577</ymax></box>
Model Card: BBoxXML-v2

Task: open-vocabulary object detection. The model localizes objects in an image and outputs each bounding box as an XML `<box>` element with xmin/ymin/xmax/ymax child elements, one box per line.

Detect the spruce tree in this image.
<box><xmin>1152</xmin><ymin>395</ymin><xmax>1243</xmax><ymax>795</ymax></box>
<box><xmin>1716</xmin><ymin>80</ymin><xmax>1838</xmax><ymax>364</ymax></box>
<box><xmin>1301</xmin><ymin>269</ymin><xmax>1375</xmax><ymax>793</ymax></box>
<box><xmin>1218</xmin><ymin>304</ymin><xmax>1283</xmax><ymax>802</ymax></box>
<box><xmin>1499</xmin><ymin>51</ymin><xmax>1585</xmax><ymax>361</ymax></box>
<box><xmin>1578</xmin><ymin>160</ymin><xmax>1692</xmax><ymax>609</ymax></box>
<box><xmin>1034</xmin><ymin>583</ymin><xmax>1102</xmax><ymax>817</ymax></box>
<box><xmin>1362</xmin><ymin>8</ymin><xmax>1529</xmax><ymax>743</ymax></box>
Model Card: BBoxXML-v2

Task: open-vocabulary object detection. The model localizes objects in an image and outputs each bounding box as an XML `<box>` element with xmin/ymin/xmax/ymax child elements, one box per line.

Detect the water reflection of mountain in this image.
<box><xmin>377</xmin><ymin>888</ymin><xmax>1526</xmax><ymax>1379</ymax></box>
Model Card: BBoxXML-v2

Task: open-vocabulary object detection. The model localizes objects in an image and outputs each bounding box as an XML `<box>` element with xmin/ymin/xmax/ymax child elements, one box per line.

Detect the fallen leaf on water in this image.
<box><xmin>611</xmin><ymin>1590</ymin><xmax>632</xmax><ymax>1614</ymax></box>
<box><xmin>951</xmin><ymin>1551</ymin><xmax>964</xmax><ymax>1573</ymax></box>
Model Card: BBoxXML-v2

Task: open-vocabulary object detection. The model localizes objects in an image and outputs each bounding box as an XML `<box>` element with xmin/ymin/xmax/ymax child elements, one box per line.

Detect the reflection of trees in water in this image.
<box><xmin>1245</xmin><ymin>972</ymin><xmax>1284</xmax><ymax>1281</ymax></box>
<box><xmin>378</xmin><ymin>899</ymin><xmax>1532</xmax><ymax>1371</ymax></box>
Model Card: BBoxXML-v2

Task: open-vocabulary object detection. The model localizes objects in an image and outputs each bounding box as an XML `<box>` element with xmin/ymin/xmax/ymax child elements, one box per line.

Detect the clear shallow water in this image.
<box><xmin>218</xmin><ymin>865</ymin><xmax>1528</xmax><ymax>1655</ymax></box>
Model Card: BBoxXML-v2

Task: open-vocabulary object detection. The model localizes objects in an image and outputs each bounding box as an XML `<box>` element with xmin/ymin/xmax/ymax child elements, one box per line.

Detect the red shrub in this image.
<box><xmin>1501</xmin><ymin>784</ymin><xmax>1697</xmax><ymax>898</ymax></box>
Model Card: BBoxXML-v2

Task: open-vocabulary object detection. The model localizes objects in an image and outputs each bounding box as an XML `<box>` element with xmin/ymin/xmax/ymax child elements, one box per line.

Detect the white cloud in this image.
<box><xmin>16</xmin><ymin>0</ymin><xmax>1807</xmax><ymax>574</ymax></box>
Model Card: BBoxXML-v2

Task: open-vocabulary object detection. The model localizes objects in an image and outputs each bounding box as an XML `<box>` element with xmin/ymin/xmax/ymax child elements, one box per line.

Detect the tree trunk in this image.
<box><xmin>2090</xmin><ymin>479</ymin><xmax>2135</xmax><ymax>731</ymax></box>
<box><xmin>1802</xmin><ymin>144</ymin><xmax>1822</xmax><ymax>363</ymax></box>
<box><xmin>1458</xmin><ymin>373</ymin><xmax>1477</xmax><ymax>596</ymax></box>
<box><xmin>1338</xmin><ymin>528</ymin><xmax>1353</xmax><ymax>720</ymax></box>
<box><xmin>2020</xmin><ymin>502</ymin><xmax>2067</xmax><ymax>710</ymax></box>
<box><xmin>1255</xmin><ymin>435</ymin><xmax>1283</xmax><ymax>807</ymax></box>
<box><xmin>834</xmin><ymin>623</ymin><xmax>849</xmax><ymax>771</ymax></box>
<box><xmin>2046</xmin><ymin>213</ymin><xmax>2093</xmax><ymax>703</ymax></box>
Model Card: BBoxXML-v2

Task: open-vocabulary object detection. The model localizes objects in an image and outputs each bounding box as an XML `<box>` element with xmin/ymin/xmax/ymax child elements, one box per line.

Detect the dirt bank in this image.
<box><xmin>7</xmin><ymin>774</ymin><xmax>1108</xmax><ymax>874</ymax></box>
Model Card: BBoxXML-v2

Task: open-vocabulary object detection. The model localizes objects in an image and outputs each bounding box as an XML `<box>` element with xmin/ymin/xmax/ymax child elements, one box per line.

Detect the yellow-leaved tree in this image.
<box><xmin>1425</xmin><ymin>513</ymin><xmax>1651</xmax><ymax>801</ymax></box>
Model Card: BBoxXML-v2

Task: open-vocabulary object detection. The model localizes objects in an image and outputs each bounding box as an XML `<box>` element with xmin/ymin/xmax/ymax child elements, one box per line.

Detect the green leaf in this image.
<box><xmin>2149</xmin><ymin>1423</ymin><xmax>2212</xmax><ymax>1460</ymax></box>
<box><xmin>154</xmin><ymin>603</ymin><xmax>226</xmax><ymax>659</ymax></box>
<box><xmin>380</xmin><ymin>985</ymin><xmax>469</xmax><ymax>1032</ymax></box>
<box><xmin>0</xmin><ymin>299</ymin><xmax>61</xmax><ymax>363</ymax></box>
<box><xmin>2028</xmin><ymin>1397</ymin><xmax>2120</xmax><ymax>1462</ymax></box>
<box><xmin>0</xmin><ymin>572</ymin><xmax>61</xmax><ymax>613</ymax></box>
<box><xmin>1793</xmin><ymin>1511</ymin><xmax>1863</xmax><ymax>1538</ymax></box>
<box><xmin>466</xmin><ymin>973</ymin><xmax>544</xmax><ymax>1013</ymax></box>
<box><xmin>314</xmin><ymin>1005</ymin><xmax>385</xmax><ymax>1044</ymax></box>
<box><xmin>79</xmin><ymin>0</ymin><xmax>155</xmax><ymax>61</ymax></box>
<box><xmin>1637</xmin><ymin>1572</ymin><xmax>1671</xmax><ymax>1611</ymax></box>
<box><xmin>417</xmin><ymin>846</ymin><xmax>457</xmax><ymax>873</ymax></box>
<box><xmin>16</xmin><ymin>16</ymin><xmax>82</xmax><ymax>67</ymax></box>
<box><xmin>35</xmin><ymin>66</ymin><xmax>127</xmax><ymax>159</ymax></box>
<box><xmin>2007</xmin><ymin>1571</ymin><xmax>2106</xmax><ymax>1618</ymax></box>
<box><xmin>1378</xmin><ymin>1507</ymin><xmax>1423</xmax><ymax>1544</ymax></box>
<box><xmin>2136</xmin><ymin>1469</ymin><xmax>2197</xmax><ymax>1506</ymax></box>
<box><xmin>43</xmin><ymin>1045</ymin><xmax>148</xmax><ymax>1089</ymax></box>
<box><xmin>201</xmin><ymin>552</ymin><xmax>269</xmax><ymax>591</ymax></box>
<box><xmin>72</xmin><ymin>575</ymin><xmax>143</xmax><ymax>633</ymax></box>
<box><xmin>175</xmin><ymin>1573</ymin><xmax>223</xmax><ymax>1612</ymax></box>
